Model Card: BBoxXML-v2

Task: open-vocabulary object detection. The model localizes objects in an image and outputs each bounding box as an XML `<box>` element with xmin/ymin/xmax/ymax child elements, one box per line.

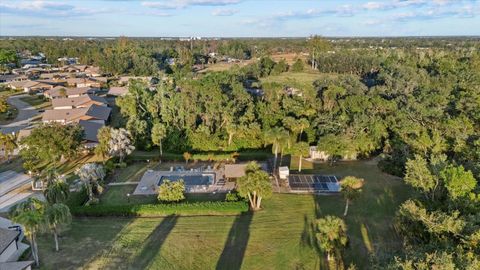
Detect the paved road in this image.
<box><xmin>0</xmin><ymin>94</ymin><xmax>41</xmax><ymax>134</ymax></box>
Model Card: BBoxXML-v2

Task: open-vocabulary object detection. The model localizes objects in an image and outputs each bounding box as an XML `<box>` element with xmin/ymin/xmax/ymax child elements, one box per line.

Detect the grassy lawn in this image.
<box><xmin>0</xmin><ymin>103</ymin><xmax>18</xmax><ymax>124</ymax></box>
<box><xmin>113</xmin><ymin>162</ymin><xmax>152</xmax><ymax>182</ymax></box>
<box><xmin>19</xmin><ymin>95</ymin><xmax>50</xmax><ymax>108</ymax></box>
<box><xmin>260</xmin><ymin>71</ymin><xmax>326</xmax><ymax>86</ymax></box>
<box><xmin>37</xmin><ymin>160</ymin><xmax>409</xmax><ymax>269</ymax></box>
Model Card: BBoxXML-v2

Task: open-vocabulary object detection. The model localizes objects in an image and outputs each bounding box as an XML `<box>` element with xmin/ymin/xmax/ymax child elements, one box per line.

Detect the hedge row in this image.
<box><xmin>70</xmin><ymin>201</ymin><xmax>249</xmax><ymax>217</ymax></box>
<box><xmin>129</xmin><ymin>150</ymin><xmax>272</xmax><ymax>162</ymax></box>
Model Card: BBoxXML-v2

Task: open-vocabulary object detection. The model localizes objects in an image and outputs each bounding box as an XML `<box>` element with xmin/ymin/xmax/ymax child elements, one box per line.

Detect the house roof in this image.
<box><xmin>42</xmin><ymin>104</ymin><xmax>111</xmax><ymax>123</ymax></box>
<box><xmin>0</xmin><ymin>261</ymin><xmax>35</xmax><ymax>270</ymax></box>
<box><xmin>7</xmin><ymin>81</ymin><xmax>29</xmax><ymax>88</ymax></box>
<box><xmin>0</xmin><ymin>228</ymin><xmax>19</xmax><ymax>254</ymax></box>
<box><xmin>224</xmin><ymin>164</ymin><xmax>247</xmax><ymax>178</ymax></box>
<box><xmin>79</xmin><ymin>120</ymin><xmax>104</xmax><ymax>142</ymax></box>
<box><xmin>108</xmin><ymin>86</ymin><xmax>128</xmax><ymax>96</ymax></box>
<box><xmin>52</xmin><ymin>94</ymin><xmax>107</xmax><ymax>108</ymax></box>
<box><xmin>45</xmin><ymin>86</ymin><xmax>97</xmax><ymax>98</ymax></box>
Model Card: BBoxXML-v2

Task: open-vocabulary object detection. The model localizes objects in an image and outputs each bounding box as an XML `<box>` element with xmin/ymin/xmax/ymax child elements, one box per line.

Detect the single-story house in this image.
<box><xmin>0</xmin><ymin>75</ymin><xmax>27</xmax><ymax>83</ymax></box>
<box><xmin>79</xmin><ymin>120</ymin><xmax>104</xmax><ymax>148</ymax></box>
<box><xmin>118</xmin><ymin>76</ymin><xmax>152</xmax><ymax>86</ymax></box>
<box><xmin>0</xmin><ymin>218</ymin><xmax>34</xmax><ymax>270</ymax></box>
<box><xmin>107</xmin><ymin>86</ymin><xmax>128</xmax><ymax>96</ymax></box>
<box><xmin>84</xmin><ymin>66</ymin><xmax>102</xmax><ymax>77</ymax></box>
<box><xmin>42</xmin><ymin>104</ymin><xmax>111</xmax><ymax>124</ymax></box>
<box><xmin>0</xmin><ymin>228</ymin><xmax>19</xmax><ymax>263</ymax></box>
<box><xmin>52</xmin><ymin>94</ymin><xmax>107</xmax><ymax>110</ymax></box>
<box><xmin>7</xmin><ymin>81</ymin><xmax>54</xmax><ymax>93</ymax></box>
<box><xmin>44</xmin><ymin>86</ymin><xmax>97</xmax><ymax>99</ymax></box>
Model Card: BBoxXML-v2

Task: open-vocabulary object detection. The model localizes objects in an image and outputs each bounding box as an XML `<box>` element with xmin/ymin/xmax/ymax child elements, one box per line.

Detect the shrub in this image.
<box><xmin>70</xmin><ymin>201</ymin><xmax>249</xmax><ymax>217</ymax></box>
<box><xmin>225</xmin><ymin>191</ymin><xmax>240</xmax><ymax>202</ymax></box>
<box><xmin>158</xmin><ymin>179</ymin><xmax>185</xmax><ymax>202</ymax></box>
<box><xmin>66</xmin><ymin>187</ymin><xmax>88</xmax><ymax>208</ymax></box>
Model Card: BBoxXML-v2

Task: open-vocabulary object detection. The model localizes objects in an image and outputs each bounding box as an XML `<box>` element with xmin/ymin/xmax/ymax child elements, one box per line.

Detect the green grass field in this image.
<box><xmin>260</xmin><ymin>71</ymin><xmax>326</xmax><ymax>85</ymax></box>
<box><xmin>19</xmin><ymin>95</ymin><xmax>50</xmax><ymax>108</ymax></box>
<box><xmin>37</xmin><ymin>160</ymin><xmax>410</xmax><ymax>269</ymax></box>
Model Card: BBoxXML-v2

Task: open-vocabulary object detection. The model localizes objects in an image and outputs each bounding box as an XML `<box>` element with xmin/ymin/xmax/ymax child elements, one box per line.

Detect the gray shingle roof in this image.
<box><xmin>0</xmin><ymin>228</ymin><xmax>19</xmax><ymax>255</ymax></box>
<box><xmin>79</xmin><ymin>120</ymin><xmax>104</xmax><ymax>142</ymax></box>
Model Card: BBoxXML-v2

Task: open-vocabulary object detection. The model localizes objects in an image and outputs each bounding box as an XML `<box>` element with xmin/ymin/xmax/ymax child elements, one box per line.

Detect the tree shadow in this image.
<box><xmin>132</xmin><ymin>215</ymin><xmax>179</xmax><ymax>269</ymax></box>
<box><xmin>215</xmin><ymin>212</ymin><xmax>253</xmax><ymax>270</ymax></box>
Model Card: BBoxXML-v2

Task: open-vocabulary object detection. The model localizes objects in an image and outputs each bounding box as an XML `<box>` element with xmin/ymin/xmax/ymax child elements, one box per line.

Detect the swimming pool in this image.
<box><xmin>157</xmin><ymin>174</ymin><xmax>214</xmax><ymax>186</ymax></box>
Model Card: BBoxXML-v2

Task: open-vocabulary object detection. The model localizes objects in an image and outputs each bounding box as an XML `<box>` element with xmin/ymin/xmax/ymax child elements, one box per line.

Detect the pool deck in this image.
<box><xmin>133</xmin><ymin>169</ymin><xmax>234</xmax><ymax>195</ymax></box>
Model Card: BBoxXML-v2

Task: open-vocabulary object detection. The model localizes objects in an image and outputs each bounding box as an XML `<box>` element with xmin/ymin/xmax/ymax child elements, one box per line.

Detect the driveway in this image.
<box><xmin>0</xmin><ymin>94</ymin><xmax>41</xmax><ymax>134</ymax></box>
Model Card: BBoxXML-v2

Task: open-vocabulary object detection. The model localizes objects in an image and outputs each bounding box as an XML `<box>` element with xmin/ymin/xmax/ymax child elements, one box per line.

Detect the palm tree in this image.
<box><xmin>237</xmin><ymin>161</ymin><xmax>272</xmax><ymax>210</ymax></box>
<box><xmin>44</xmin><ymin>178</ymin><xmax>70</xmax><ymax>204</ymax></box>
<box><xmin>151</xmin><ymin>123</ymin><xmax>167</xmax><ymax>156</ymax></box>
<box><xmin>264</xmin><ymin>127</ymin><xmax>289</xmax><ymax>170</ymax></box>
<box><xmin>183</xmin><ymin>152</ymin><xmax>192</xmax><ymax>165</ymax></box>
<box><xmin>340</xmin><ymin>176</ymin><xmax>364</xmax><ymax>216</ymax></box>
<box><xmin>76</xmin><ymin>163</ymin><xmax>105</xmax><ymax>202</ymax></box>
<box><xmin>9</xmin><ymin>198</ymin><xmax>46</xmax><ymax>267</ymax></box>
<box><xmin>45</xmin><ymin>203</ymin><xmax>72</xmax><ymax>252</ymax></box>
<box><xmin>316</xmin><ymin>215</ymin><xmax>348</xmax><ymax>262</ymax></box>
<box><xmin>297</xmin><ymin>118</ymin><xmax>310</xmax><ymax>142</ymax></box>
<box><xmin>290</xmin><ymin>142</ymin><xmax>310</xmax><ymax>172</ymax></box>
<box><xmin>225</xmin><ymin>123</ymin><xmax>237</xmax><ymax>146</ymax></box>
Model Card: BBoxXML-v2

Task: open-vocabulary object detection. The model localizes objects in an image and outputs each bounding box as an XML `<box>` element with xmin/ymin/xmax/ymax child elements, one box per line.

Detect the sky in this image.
<box><xmin>0</xmin><ymin>0</ymin><xmax>479</xmax><ymax>37</ymax></box>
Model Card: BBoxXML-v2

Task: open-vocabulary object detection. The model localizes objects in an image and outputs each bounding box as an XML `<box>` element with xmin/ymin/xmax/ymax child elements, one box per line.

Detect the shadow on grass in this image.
<box><xmin>132</xmin><ymin>215</ymin><xmax>179</xmax><ymax>269</ymax></box>
<box><xmin>215</xmin><ymin>212</ymin><xmax>253</xmax><ymax>270</ymax></box>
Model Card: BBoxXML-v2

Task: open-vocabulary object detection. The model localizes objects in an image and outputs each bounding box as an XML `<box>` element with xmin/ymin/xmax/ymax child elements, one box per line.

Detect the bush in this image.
<box><xmin>70</xmin><ymin>201</ymin><xmax>249</xmax><ymax>217</ymax></box>
<box><xmin>291</xmin><ymin>58</ymin><xmax>304</xmax><ymax>72</ymax></box>
<box><xmin>158</xmin><ymin>180</ymin><xmax>185</xmax><ymax>202</ymax></box>
<box><xmin>225</xmin><ymin>191</ymin><xmax>240</xmax><ymax>202</ymax></box>
<box><xmin>66</xmin><ymin>187</ymin><xmax>88</xmax><ymax>208</ymax></box>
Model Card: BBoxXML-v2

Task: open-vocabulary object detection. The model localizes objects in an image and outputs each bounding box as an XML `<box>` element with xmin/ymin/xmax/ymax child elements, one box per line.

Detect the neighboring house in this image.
<box><xmin>79</xmin><ymin>120</ymin><xmax>104</xmax><ymax>148</ymax></box>
<box><xmin>66</xmin><ymin>77</ymin><xmax>102</xmax><ymax>88</ymax></box>
<box><xmin>42</xmin><ymin>104</ymin><xmax>111</xmax><ymax>124</ymax></box>
<box><xmin>38</xmin><ymin>72</ymin><xmax>70</xmax><ymax>80</ymax></box>
<box><xmin>0</xmin><ymin>228</ymin><xmax>21</xmax><ymax>263</ymax></box>
<box><xmin>44</xmin><ymin>86</ymin><xmax>97</xmax><ymax>99</ymax></box>
<box><xmin>7</xmin><ymin>80</ymin><xmax>54</xmax><ymax>93</ymax></box>
<box><xmin>107</xmin><ymin>86</ymin><xmax>128</xmax><ymax>97</ymax></box>
<box><xmin>84</xmin><ymin>66</ymin><xmax>102</xmax><ymax>77</ymax></box>
<box><xmin>0</xmin><ymin>218</ymin><xmax>34</xmax><ymax>270</ymax></box>
<box><xmin>0</xmin><ymin>75</ymin><xmax>27</xmax><ymax>83</ymax></box>
<box><xmin>52</xmin><ymin>95</ymin><xmax>107</xmax><ymax>110</ymax></box>
<box><xmin>118</xmin><ymin>76</ymin><xmax>152</xmax><ymax>86</ymax></box>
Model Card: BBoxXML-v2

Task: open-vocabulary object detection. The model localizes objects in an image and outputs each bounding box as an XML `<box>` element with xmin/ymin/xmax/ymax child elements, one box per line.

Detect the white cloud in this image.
<box><xmin>141</xmin><ymin>0</ymin><xmax>240</xmax><ymax>10</ymax></box>
<box><xmin>212</xmin><ymin>8</ymin><xmax>238</xmax><ymax>16</ymax></box>
<box><xmin>0</xmin><ymin>0</ymin><xmax>110</xmax><ymax>17</ymax></box>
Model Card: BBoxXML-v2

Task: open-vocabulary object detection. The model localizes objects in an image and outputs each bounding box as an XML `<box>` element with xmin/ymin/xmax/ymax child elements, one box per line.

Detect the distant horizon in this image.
<box><xmin>1</xmin><ymin>35</ymin><xmax>480</xmax><ymax>39</ymax></box>
<box><xmin>1</xmin><ymin>0</ymin><xmax>479</xmax><ymax>37</ymax></box>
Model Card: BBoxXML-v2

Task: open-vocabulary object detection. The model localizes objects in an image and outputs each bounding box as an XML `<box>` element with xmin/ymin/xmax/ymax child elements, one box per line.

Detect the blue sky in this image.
<box><xmin>0</xmin><ymin>0</ymin><xmax>479</xmax><ymax>37</ymax></box>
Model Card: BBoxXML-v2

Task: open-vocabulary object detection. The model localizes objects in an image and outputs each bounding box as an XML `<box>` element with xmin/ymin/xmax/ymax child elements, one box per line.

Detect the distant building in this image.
<box><xmin>51</xmin><ymin>94</ymin><xmax>107</xmax><ymax>110</ymax></box>
<box><xmin>44</xmin><ymin>86</ymin><xmax>98</xmax><ymax>99</ymax></box>
<box><xmin>42</xmin><ymin>104</ymin><xmax>111</xmax><ymax>124</ymax></box>
<box><xmin>107</xmin><ymin>86</ymin><xmax>128</xmax><ymax>97</ymax></box>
